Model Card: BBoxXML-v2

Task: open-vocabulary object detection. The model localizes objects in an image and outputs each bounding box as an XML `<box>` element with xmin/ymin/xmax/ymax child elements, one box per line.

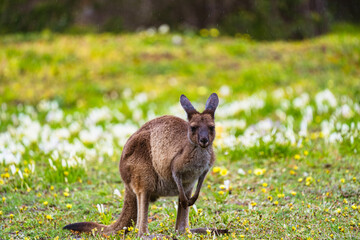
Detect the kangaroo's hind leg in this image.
<box><xmin>136</xmin><ymin>192</ymin><xmax>150</xmax><ymax>236</ymax></box>
<box><xmin>175</xmin><ymin>189</ymin><xmax>192</xmax><ymax>233</ymax></box>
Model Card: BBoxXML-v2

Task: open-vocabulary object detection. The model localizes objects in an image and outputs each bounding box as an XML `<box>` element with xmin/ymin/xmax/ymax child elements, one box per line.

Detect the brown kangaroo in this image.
<box><xmin>63</xmin><ymin>93</ymin><xmax>223</xmax><ymax>237</ymax></box>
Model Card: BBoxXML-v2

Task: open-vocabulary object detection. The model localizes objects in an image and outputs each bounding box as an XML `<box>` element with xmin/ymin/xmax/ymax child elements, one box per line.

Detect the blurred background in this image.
<box><xmin>1</xmin><ymin>0</ymin><xmax>360</xmax><ymax>40</ymax></box>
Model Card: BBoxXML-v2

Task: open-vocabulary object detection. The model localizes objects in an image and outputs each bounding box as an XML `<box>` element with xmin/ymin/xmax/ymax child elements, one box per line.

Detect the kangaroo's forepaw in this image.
<box><xmin>187</xmin><ymin>196</ymin><xmax>197</xmax><ymax>206</ymax></box>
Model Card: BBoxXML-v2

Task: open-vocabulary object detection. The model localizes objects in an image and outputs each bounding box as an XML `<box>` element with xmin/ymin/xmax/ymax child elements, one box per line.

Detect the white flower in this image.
<box><xmin>192</xmin><ymin>204</ymin><xmax>198</xmax><ymax>213</ymax></box>
<box><xmin>315</xmin><ymin>89</ymin><xmax>337</xmax><ymax>113</ymax></box>
<box><xmin>340</xmin><ymin>104</ymin><xmax>353</xmax><ymax>119</ymax></box>
<box><xmin>113</xmin><ymin>189</ymin><xmax>121</xmax><ymax>198</ymax></box>
<box><xmin>79</xmin><ymin>126</ymin><xmax>103</xmax><ymax>144</ymax></box>
<box><xmin>18</xmin><ymin>170</ymin><xmax>23</xmax><ymax>179</ymax></box>
<box><xmin>238</xmin><ymin>168</ymin><xmax>246</xmax><ymax>175</ymax></box>
<box><xmin>46</xmin><ymin>109</ymin><xmax>63</xmax><ymax>122</ymax></box>
<box><xmin>10</xmin><ymin>164</ymin><xmax>16</xmax><ymax>174</ymax></box>
<box><xmin>145</xmin><ymin>27</ymin><xmax>156</xmax><ymax>36</ymax></box>
<box><xmin>219</xmin><ymin>85</ymin><xmax>231</xmax><ymax>96</ymax></box>
<box><xmin>293</xmin><ymin>93</ymin><xmax>309</xmax><ymax>109</ymax></box>
<box><xmin>224</xmin><ymin>180</ymin><xmax>230</xmax><ymax>190</ymax></box>
<box><xmin>97</xmin><ymin>204</ymin><xmax>105</xmax><ymax>214</ymax></box>
<box><xmin>172</xmin><ymin>35</ymin><xmax>183</xmax><ymax>45</ymax></box>
<box><xmin>158</xmin><ymin>24</ymin><xmax>170</xmax><ymax>34</ymax></box>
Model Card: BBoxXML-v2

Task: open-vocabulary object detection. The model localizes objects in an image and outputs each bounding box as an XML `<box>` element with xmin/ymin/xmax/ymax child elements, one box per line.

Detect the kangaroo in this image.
<box><xmin>63</xmin><ymin>93</ymin><xmax>222</xmax><ymax>237</ymax></box>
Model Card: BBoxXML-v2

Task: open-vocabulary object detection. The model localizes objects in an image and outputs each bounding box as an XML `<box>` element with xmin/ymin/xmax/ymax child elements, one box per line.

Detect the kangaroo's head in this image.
<box><xmin>180</xmin><ymin>93</ymin><xmax>219</xmax><ymax>148</ymax></box>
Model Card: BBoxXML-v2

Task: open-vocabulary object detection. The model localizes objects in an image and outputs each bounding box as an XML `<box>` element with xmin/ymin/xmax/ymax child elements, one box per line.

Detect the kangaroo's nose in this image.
<box><xmin>199</xmin><ymin>138</ymin><xmax>209</xmax><ymax>147</ymax></box>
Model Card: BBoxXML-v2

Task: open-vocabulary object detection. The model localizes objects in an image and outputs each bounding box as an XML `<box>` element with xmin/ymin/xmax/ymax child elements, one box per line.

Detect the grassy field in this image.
<box><xmin>0</xmin><ymin>28</ymin><xmax>360</xmax><ymax>239</ymax></box>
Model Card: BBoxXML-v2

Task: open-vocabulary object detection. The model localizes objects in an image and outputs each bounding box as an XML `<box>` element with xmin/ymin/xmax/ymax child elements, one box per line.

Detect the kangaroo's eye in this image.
<box><xmin>209</xmin><ymin>126</ymin><xmax>215</xmax><ymax>132</ymax></box>
<box><xmin>191</xmin><ymin>126</ymin><xmax>198</xmax><ymax>132</ymax></box>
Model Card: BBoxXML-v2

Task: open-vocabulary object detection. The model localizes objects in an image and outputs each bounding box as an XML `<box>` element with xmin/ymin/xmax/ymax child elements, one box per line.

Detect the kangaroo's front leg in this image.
<box><xmin>136</xmin><ymin>192</ymin><xmax>150</xmax><ymax>236</ymax></box>
<box><xmin>187</xmin><ymin>170</ymin><xmax>208</xmax><ymax>206</ymax></box>
<box><xmin>172</xmin><ymin>171</ymin><xmax>189</xmax><ymax>209</ymax></box>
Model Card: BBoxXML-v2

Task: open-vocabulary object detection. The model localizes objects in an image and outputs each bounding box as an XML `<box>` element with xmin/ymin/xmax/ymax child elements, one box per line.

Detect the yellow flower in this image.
<box><xmin>220</xmin><ymin>169</ymin><xmax>228</xmax><ymax>176</ymax></box>
<box><xmin>294</xmin><ymin>154</ymin><xmax>301</xmax><ymax>160</ymax></box>
<box><xmin>2</xmin><ymin>197</ymin><xmax>5</xmax><ymax>202</ymax></box>
<box><xmin>353</xmin><ymin>177</ymin><xmax>357</xmax><ymax>182</ymax></box>
<box><xmin>9</xmin><ymin>214</ymin><xmax>14</xmax><ymax>218</ymax></box>
<box><xmin>206</xmin><ymin>229</ymin><xmax>211</xmax><ymax>235</ymax></box>
<box><xmin>63</xmin><ymin>192</ymin><xmax>69</xmax><ymax>197</ymax></box>
<box><xmin>351</xmin><ymin>205</ymin><xmax>357</xmax><ymax>210</ymax></box>
<box><xmin>50</xmin><ymin>186</ymin><xmax>54</xmax><ymax>190</ymax></box>
<box><xmin>27</xmin><ymin>188</ymin><xmax>31</xmax><ymax>192</ymax></box>
<box><xmin>0</xmin><ymin>210</ymin><xmax>2</xmax><ymax>215</ymax></box>
<box><xmin>267</xmin><ymin>196</ymin><xmax>273</xmax><ymax>201</ymax></box>
<box><xmin>212</xmin><ymin>167</ymin><xmax>221</xmax><ymax>173</ymax></box>
<box><xmin>336</xmin><ymin>208</ymin><xmax>341</xmax><ymax>214</ymax></box>
<box><xmin>262</xmin><ymin>183</ymin><xmax>268</xmax><ymax>187</ymax></box>
<box><xmin>66</xmin><ymin>204</ymin><xmax>72</xmax><ymax>209</ymax></box>
<box><xmin>251</xmin><ymin>201</ymin><xmax>257</xmax><ymax>206</ymax></box>
<box><xmin>46</xmin><ymin>215</ymin><xmax>53</xmax><ymax>220</ymax></box>
<box><xmin>291</xmin><ymin>191</ymin><xmax>297</xmax><ymax>196</ymax></box>
<box><xmin>1</xmin><ymin>173</ymin><xmax>10</xmax><ymax>178</ymax></box>
<box><xmin>218</xmin><ymin>191</ymin><xmax>224</xmax><ymax>195</ymax></box>
<box><xmin>240</xmin><ymin>235</ymin><xmax>245</xmax><ymax>238</ymax></box>
<box><xmin>254</xmin><ymin>168</ymin><xmax>266</xmax><ymax>176</ymax></box>
<box><xmin>340</xmin><ymin>178</ymin><xmax>345</xmax><ymax>184</ymax></box>
<box><xmin>303</xmin><ymin>150</ymin><xmax>309</xmax><ymax>156</ymax></box>
<box><xmin>298</xmin><ymin>178</ymin><xmax>303</xmax><ymax>182</ymax></box>
<box><xmin>289</xmin><ymin>170</ymin><xmax>296</xmax><ymax>175</ymax></box>
<box><xmin>0</xmin><ymin>179</ymin><xmax>4</xmax><ymax>185</ymax></box>
<box><xmin>331</xmin><ymin>218</ymin><xmax>335</xmax><ymax>222</ymax></box>
<box><xmin>274</xmin><ymin>201</ymin><xmax>279</xmax><ymax>205</ymax></box>
<box><xmin>292</xmin><ymin>226</ymin><xmax>296</xmax><ymax>231</ymax></box>
<box><xmin>199</xmin><ymin>29</ymin><xmax>209</xmax><ymax>37</ymax></box>
<box><xmin>343</xmin><ymin>199</ymin><xmax>348</xmax><ymax>204</ymax></box>
<box><xmin>43</xmin><ymin>201</ymin><xmax>48</xmax><ymax>206</ymax></box>
<box><xmin>209</xmin><ymin>28</ymin><xmax>220</xmax><ymax>37</ymax></box>
<box><xmin>64</xmin><ymin>171</ymin><xmax>69</xmax><ymax>176</ymax></box>
<box><xmin>261</xmin><ymin>188</ymin><xmax>267</xmax><ymax>193</ymax></box>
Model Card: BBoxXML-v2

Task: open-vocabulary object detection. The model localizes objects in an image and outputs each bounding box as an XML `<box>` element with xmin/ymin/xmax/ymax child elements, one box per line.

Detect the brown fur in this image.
<box><xmin>63</xmin><ymin>93</ymin><xmax>220</xmax><ymax>237</ymax></box>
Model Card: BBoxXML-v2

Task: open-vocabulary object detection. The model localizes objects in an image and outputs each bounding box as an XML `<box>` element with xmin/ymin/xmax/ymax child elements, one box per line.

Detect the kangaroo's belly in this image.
<box><xmin>155</xmin><ymin>178</ymin><xmax>197</xmax><ymax>197</ymax></box>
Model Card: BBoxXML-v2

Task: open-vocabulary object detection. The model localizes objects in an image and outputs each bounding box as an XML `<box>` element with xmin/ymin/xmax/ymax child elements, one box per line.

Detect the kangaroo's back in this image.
<box><xmin>147</xmin><ymin>115</ymin><xmax>188</xmax><ymax>180</ymax></box>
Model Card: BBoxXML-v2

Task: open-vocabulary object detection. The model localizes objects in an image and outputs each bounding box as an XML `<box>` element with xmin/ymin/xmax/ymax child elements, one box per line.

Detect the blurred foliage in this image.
<box><xmin>0</xmin><ymin>29</ymin><xmax>359</xmax><ymax>108</ymax></box>
<box><xmin>0</xmin><ymin>0</ymin><xmax>359</xmax><ymax>40</ymax></box>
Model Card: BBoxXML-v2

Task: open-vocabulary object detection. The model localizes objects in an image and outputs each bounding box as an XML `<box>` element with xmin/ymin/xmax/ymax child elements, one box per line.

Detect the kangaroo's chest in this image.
<box><xmin>155</xmin><ymin>148</ymin><xmax>212</xmax><ymax>197</ymax></box>
<box><xmin>180</xmin><ymin>149</ymin><xmax>212</xmax><ymax>184</ymax></box>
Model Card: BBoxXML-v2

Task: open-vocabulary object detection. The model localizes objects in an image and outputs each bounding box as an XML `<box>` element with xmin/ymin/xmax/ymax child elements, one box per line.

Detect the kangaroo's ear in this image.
<box><xmin>203</xmin><ymin>93</ymin><xmax>219</xmax><ymax>118</ymax></box>
<box><xmin>180</xmin><ymin>94</ymin><xmax>198</xmax><ymax>120</ymax></box>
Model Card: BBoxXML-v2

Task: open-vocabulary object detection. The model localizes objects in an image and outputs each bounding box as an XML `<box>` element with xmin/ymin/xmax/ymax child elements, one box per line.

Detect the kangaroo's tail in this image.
<box><xmin>63</xmin><ymin>188</ymin><xmax>137</xmax><ymax>235</ymax></box>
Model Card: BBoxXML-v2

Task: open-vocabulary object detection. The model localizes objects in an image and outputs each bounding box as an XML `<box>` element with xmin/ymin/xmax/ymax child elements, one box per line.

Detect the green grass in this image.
<box><xmin>0</xmin><ymin>29</ymin><xmax>360</xmax><ymax>239</ymax></box>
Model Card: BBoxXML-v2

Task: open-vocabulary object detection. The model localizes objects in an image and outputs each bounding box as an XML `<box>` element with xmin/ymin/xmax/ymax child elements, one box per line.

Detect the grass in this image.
<box><xmin>0</xmin><ymin>28</ymin><xmax>360</xmax><ymax>239</ymax></box>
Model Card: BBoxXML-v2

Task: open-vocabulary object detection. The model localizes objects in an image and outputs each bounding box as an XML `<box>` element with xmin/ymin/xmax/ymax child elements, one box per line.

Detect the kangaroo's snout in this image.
<box><xmin>199</xmin><ymin>137</ymin><xmax>209</xmax><ymax>148</ymax></box>
<box><xmin>198</xmin><ymin>127</ymin><xmax>210</xmax><ymax>148</ymax></box>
